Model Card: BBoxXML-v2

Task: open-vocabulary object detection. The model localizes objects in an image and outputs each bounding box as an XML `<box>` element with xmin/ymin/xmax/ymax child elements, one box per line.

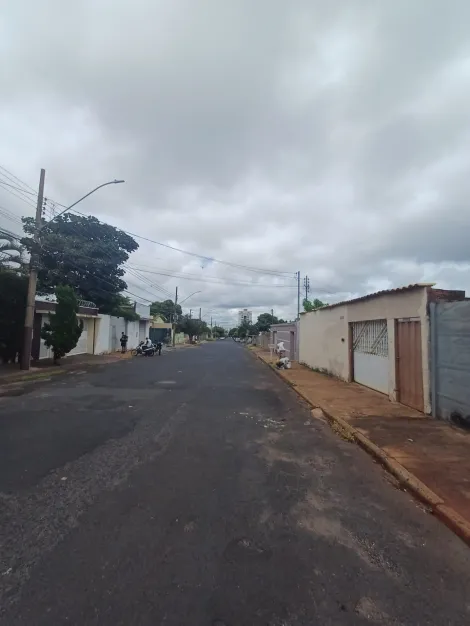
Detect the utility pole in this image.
<box><xmin>172</xmin><ymin>286</ymin><xmax>178</xmax><ymax>347</ymax></box>
<box><xmin>199</xmin><ymin>307</ymin><xmax>201</xmax><ymax>320</ymax></box>
<box><xmin>21</xmin><ymin>169</ymin><xmax>45</xmax><ymax>370</ymax></box>
<box><xmin>271</xmin><ymin>308</ymin><xmax>274</xmax><ymax>322</ymax></box>
<box><xmin>190</xmin><ymin>309</ymin><xmax>192</xmax><ymax>319</ymax></box>
<box><xmin>210</xmin><ymin>316</ymin><xmax>213</xmax><ymax>337</ymax></box>
<box><xmin>303</xmin><ymin>275</ymin><xmax>310</xmax><ymax>302</ymax></box>
<box><xmin>297</xmin><ymin>271</ymin><xmax>300</xmax><ymax>319</ymax></box>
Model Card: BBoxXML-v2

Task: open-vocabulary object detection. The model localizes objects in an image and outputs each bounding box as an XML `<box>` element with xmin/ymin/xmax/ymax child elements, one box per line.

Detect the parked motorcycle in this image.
<box><xmin>131</xmin><ymin>341</ymin><xmax>155</xmax><ymax>357</ymax></box>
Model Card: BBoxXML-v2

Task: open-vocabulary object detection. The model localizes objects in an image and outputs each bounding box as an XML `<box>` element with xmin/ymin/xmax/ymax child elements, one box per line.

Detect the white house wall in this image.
<box><xmin>299</xmin><ymin>306</ymin><xmax>349</xmax><ymax>379</ymax></box>
<box><xmin>39</xmin><ymin>315</ymin><xmax>94</xmax><ymax>359</ymax></box>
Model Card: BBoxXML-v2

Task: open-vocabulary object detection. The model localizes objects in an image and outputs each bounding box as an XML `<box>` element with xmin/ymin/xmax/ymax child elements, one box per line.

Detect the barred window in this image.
<box><xmin>352</xmin><ymin>320</ymin><xmax>388</xmax><ymax>357</ymax></box>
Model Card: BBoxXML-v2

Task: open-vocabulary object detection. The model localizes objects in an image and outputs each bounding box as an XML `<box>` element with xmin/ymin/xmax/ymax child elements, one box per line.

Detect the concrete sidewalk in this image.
<box><xmin>252</xmin><ymin>347</ymin><xmax>470</xmax><ymax>545</ymax></box>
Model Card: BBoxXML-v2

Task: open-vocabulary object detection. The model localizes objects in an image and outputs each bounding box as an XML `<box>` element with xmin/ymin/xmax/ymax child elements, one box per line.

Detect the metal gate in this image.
<box><xmin>396</xmin><ymin>319</ymin><xmax>423</xmax><ymax>411</ymax></box>
<box><xmin>352</xmin><ymin>320</ymin><xmax>388</xmax><ymax>394</ymax></box>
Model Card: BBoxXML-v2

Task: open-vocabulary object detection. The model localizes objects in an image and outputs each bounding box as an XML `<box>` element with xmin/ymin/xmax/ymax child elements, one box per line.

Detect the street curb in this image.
<box><xmin>0</xmin><ymin>355</ymin><xmax>131</xmax><ymax>394</ymax></box>
<box><xmin>250</xmin><ymin>349</ymin><xmax>470</xmax><ymax>548</ymax></box>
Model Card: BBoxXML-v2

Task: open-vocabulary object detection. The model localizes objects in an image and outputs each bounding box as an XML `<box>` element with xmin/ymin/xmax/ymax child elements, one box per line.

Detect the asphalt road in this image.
<box><xmin>1</xmin><ymin>342</ymin><xmax>469</xmax><ymax>625</ymax></box>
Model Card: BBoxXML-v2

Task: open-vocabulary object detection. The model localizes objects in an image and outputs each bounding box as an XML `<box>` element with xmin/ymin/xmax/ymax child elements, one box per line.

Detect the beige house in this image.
<box><xmin>299</xmin><ymin>284</ymin><xmax>465</xmax><ymax>414</ymax></box>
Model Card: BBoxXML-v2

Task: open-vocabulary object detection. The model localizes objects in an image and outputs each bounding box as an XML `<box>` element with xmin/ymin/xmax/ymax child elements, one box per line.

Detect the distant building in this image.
<box><xmin>238</xmin><ymin>309</ymin><xmax>252</xmax><ymax>325</ymax></box>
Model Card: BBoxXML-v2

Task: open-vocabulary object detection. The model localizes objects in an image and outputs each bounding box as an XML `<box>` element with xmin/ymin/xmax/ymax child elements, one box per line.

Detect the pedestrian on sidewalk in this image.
<box><xmin>120</xmin><ymin>332</ymin><xmax>128</xmax><ymax>353</ymax></box>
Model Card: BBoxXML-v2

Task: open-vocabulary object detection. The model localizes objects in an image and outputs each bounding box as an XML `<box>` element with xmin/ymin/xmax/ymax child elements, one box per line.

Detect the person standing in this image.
<box><xmin>120</xmin><ymin>332</ymin><xmax>128</xmax><ymax>353</ymax></box>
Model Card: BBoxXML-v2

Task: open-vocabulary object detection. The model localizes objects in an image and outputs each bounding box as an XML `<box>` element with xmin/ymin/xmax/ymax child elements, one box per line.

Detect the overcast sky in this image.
<box><xmin>1</xmin><ymin>0</ymin><xmax>470</xmax><ymax>327</ymax></box>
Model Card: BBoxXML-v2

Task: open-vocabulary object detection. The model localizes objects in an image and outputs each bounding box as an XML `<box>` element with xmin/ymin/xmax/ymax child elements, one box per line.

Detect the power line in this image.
<box><xmin>39</xmin><ymin>242</ymin><xmax>152</xmax><ymax>304</ymax></box>
<box><xmin>0</xmin><ymin>181</ymin><xmax>37</xmax><ymax>211</ymax></box>
<box><xmin>127</xmin><ymin>265</ymin><xmax>299</xmax><ymax>289</ymax></box>
<box><xmin>0</xmin><ymin>164</ymin><xmax>295</xmax><ymax>277</ymax></box>
<box><xmin>0</xmin><ymin>165</ymin><xmax>37</xmax><ymax>193</ymax></box>
<box><xmin>63</xmin><ymin>207</ymin><xmax>294</xmax><ymax>277</ymax></box>
<box><xmin>36</xmin><ymin>208</ymin><xmax>173</xmax><ymax>300</ymax></box>
<box><xmin>0</xmin><ymin>180</ymin><xmax>37</xmax><ymax>196</ymax></box>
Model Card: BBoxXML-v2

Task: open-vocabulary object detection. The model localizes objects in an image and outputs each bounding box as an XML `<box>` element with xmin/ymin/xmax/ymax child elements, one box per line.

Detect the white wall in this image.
<box><xmin>39</xmin><ymin>315</ymin><xmax>94</xmax><ymax>359</ymax></box>
<box><xmin>93</xmin><ymin>315</ymin><xmax>150</xmax><ymax>353</ymax></box>
<box><xmin>299</xmin><ymin>306</ymin><xmax>349</xmax><ymax>379</ymax></box>
<box><xmin>93</xmin><ymin>315</ymin><xmax>111</xmax><ymax>354</ymax></box>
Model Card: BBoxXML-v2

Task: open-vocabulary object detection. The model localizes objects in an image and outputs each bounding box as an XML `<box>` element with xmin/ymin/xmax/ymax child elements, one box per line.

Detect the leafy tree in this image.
<box><xmin>150</xmin><ymin>299</ymin><xmax>182</xmax><ymax>322</ymax></box>
<box><xmin>256</xmin><ymin>312</ymin><xmax>279</xmax><ymax>332</ymax></box>
<box><xmin>41</xmin><ymin>286</ymin><xmax>83</xmax><ymax>364</ymax></box>
<box><xmin>0</xmin><ymin>270</ymin><xmax>27</xmax><ymax>363</ymax></box>
<box><xmin>176</xmin><ymin>315</ymin><xmax>209</xmax><ymax>341</ymax></box>
<box><xmin>112</xmin><ymin>295</ymin><xmax>140</xmax><ymax>321</ymax></box>
<box><xmin>228</xmin><ymin>327</ymin><xmax>239</xmax><ymax>338</ymax></box>
<box><xmin>238</xmin><ymin>321</ymin><xmax>258</xmax><ymax>339</ymax></box>
<box><xmin>212</xmin><ymin>325</ymin><xmax>225</xmax><ymax>338</ymax></box>
<box><xmin>303</xmin><ymin>298</ymin><xmax>327</xmax><ymax>312</ymax></box>
<box><xmin>21</xmin><ymin>213</ymin><xmax>138</xmax><ymax>313</ymax></box>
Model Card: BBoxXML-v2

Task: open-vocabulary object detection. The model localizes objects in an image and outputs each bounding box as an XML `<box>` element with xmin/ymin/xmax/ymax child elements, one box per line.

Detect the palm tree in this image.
<box><xmin>0</xmin><ymin>229</ymin><xmax>25</xmax><ymax>271</ymax></box>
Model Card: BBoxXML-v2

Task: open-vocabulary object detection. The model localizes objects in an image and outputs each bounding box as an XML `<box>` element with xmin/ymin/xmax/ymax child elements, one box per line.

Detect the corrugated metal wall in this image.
<box><xmin>430</xmin><ymin>301</ymin><xmax>470</xmax><ymax>421</ymax></box>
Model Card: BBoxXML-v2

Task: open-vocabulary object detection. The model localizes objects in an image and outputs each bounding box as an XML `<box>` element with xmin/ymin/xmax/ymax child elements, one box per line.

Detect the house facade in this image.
<box><xmin>298</xmin><ymin>284</ymin><xmax>465</xmax><ymax>414</ymax></box>
<box><xmin>32</xmin><ymin>299</ymin><xmax>152</xmax><ymax>359</ymax></box>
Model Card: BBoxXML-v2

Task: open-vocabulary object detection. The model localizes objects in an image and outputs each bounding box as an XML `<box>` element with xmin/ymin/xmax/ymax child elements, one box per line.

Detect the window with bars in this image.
<box><xmin>352</xmin><ymin>320</ymin><xmax>388</xmax><ymax>357</ymax></box>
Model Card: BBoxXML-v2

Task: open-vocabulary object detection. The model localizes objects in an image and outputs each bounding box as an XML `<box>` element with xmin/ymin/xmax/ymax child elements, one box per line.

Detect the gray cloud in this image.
<box><xmin>1</xmin><ymin>0</ymin><xmax>470</xmax><ymax>327</ymax></box>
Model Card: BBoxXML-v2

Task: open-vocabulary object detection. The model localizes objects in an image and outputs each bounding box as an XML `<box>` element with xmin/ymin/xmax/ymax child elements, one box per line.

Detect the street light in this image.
<box><xmin>21</xmin><ymin>172</ymin><xmax>125</xmax><ymax>370</ymax></box>
<box><xmin>179</xmin><ymin>290</ymin><xmax>202</xmax><ymax>306</ymax></box>
<box><xmin>50</xmin><ymin>179</ymin><xmax>125</xmax><ymax>223</ymax></box>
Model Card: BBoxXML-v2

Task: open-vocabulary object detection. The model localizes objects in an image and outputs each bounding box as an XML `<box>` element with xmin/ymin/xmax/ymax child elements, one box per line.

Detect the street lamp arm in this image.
<box><xmin>179</xmin><ymin>290</ymin><xmax>202</xmax><ymax>306</ymax></box>
<box><xmin>45</xmin><ymin>179</ymin><xmax>125</xmax><ymax>225</ymax></box>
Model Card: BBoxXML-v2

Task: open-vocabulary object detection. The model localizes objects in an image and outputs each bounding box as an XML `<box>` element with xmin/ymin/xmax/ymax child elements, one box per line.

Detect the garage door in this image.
<box><xmin>139</xmin><ymin>321</ymin><xmax>146</xmax><ymax>342</ymax></box>
<box><xmin>68</xmin><ymin>320</ymin><xmax>88</xmax><ymax>356</ymax></box>
<box><xmin>352</xmin><ymin>320</ymin><xmax>388</xmax><ymax>394</ymax></box>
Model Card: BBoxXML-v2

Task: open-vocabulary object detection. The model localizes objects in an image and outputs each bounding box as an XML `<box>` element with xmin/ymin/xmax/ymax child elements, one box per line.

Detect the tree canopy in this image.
<box><xmin>176</xmin><ymin>315</ymin><xmax>209</xmax><ymax>340</ymax></box>
<box><xmin>303</xmin><ymin>298</ymin><xmax>327</xmax><ymax>312</ymax></box>
<box><xmin>21</xmin><ymin>213</ymin><xmax>138</xmax><ymax>313</ymax></box>
<box><xmin>256</xmin><ymin>312</ymin><xmax>279</xmax><ymax>332</ymax></box>
<box><xmin>212</xmin><ymin>325</ymin><xmax>225</xmax><ymax>338</ymax></box>
<box><xmin>150</xmin><ymin>299</ymin><xmax>182</xmax><ymax>322</ymax></box>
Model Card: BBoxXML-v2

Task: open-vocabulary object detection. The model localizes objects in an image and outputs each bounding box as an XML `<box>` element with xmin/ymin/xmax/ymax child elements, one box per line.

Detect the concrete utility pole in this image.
<box><xmin>297</xmin><ymin>271</ymin><xmax>301</xmax><ymax>320</ymax></box>
<box><xmin>20</xmin><ymin>176</ymin><xmax>125</xmax><ymax>369</ymax></box>
<box><xmin>189</xmin><ymin>309</ymin><xmax>192</xmax><ymax>319</ymax></box>
<box><xmin>21</xmin><ymin>169</ymin><xmax>45</xmax><ymax>370</ymax></box>
<box><xmin>172</xmin><ymin>286</ymin><xmax>178</xmax><ymax>347</ymax></box>
<box><xmin>199</xmin><ymin>307</ymin><xmax>201</xmax><ymax>320</ymax></box>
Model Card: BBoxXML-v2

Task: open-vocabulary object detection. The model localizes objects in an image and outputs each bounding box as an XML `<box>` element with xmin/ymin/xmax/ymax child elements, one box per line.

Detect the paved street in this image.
<box><xmin>1</xmin><ymin>342</ymin><xmax>469</xmax><ymax>625</ymax></box>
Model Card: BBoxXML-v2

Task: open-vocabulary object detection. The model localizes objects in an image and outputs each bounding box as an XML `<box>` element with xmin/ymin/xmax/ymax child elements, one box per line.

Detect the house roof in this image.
<box><xmin>301</xmin><ymin>283</ymin><xmax>435</xmax><ymax>313</ymax></box>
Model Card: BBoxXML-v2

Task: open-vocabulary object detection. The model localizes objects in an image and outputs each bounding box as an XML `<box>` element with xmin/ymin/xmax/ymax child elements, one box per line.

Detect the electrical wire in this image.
<box><xmin>0</xmin><ymin>164</ymin><xmax>295</xmax><ymax>277</ymax></box>
<box><xmin>126</xmin><ymin>265</ymin><xmax>299</xmax><ymax>289</ymax></box>
<box><xmin>0</xmin><ymin>165</ymin><xmax>37</xmax><ymax>193</ymax></box>
<box><xmin>39</xmin><ymin>242</ymin><xmax>152</xmax><ymax>304</ymax></box>
<box><xmin>0</xmin><ymin>181</ymin><xmax>37</xmax><ymax>211</ymax></box>
<box><xmin>64</xmin><ymin>207</ymin><xmax>295</xmax><ymax>277</ymax></box>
